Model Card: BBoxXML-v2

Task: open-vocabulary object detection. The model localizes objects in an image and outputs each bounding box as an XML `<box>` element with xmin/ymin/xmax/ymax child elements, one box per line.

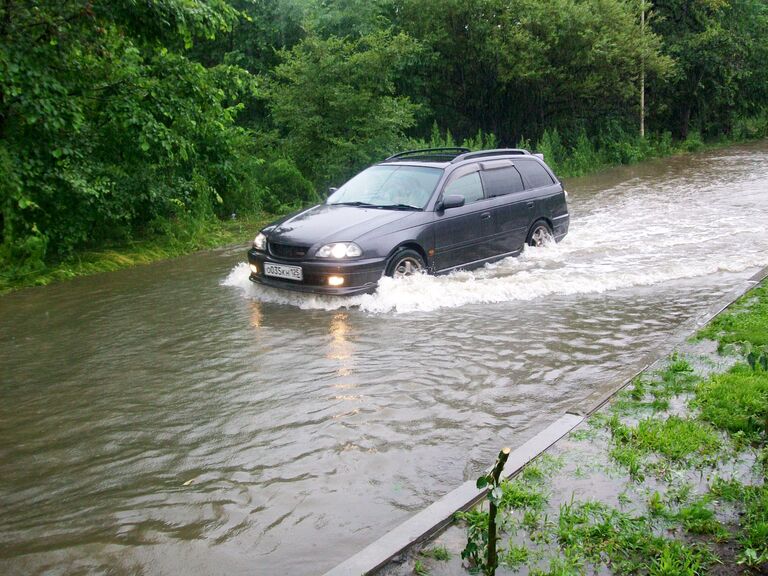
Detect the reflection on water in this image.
<box><xmin>249</xmin><ymin>301</ymin><xmax>263</xmax><ymax>330</ymax></box>
<box><xmin>328</xmin><ymin>312</ymin><xmax>360</xmax><ymax>419</ymax></box>
<box><xmin>1</xmin><ymin>142</ymin><xmax>768</xmax><ymax>575</ymax></box>
<box><xmin>329</xmin><ymin>312</ymin><xmax>353</xmax><ymax>368</ymax></box>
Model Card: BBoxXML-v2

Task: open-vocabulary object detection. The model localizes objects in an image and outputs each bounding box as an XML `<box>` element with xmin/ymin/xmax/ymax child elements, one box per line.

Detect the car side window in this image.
<box><xmin>516</xmin><ymin>160</ymin><xmax>555</xmax><ymax>189</ymax></box>
<box><xmin>480</xmin><ymin>166</ymin><xmax>525</xmax><ymax>197</ymax></box>
<box><xmin>444</xmin><ymin>171</ymin><xmax>484</xmax><ymax>203</ymax></box>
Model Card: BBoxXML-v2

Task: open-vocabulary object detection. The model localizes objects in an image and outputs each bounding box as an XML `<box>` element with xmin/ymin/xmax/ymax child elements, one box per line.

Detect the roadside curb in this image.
<box><xmin>323</xmin><ymin>264</ymin><xmax>768</xmax><ymax>576</ymax></box>
<box><xmin>579</xmin><ymin>265</ymin><xmax>768</xmax><ymax>418</ymax></box>
<box><xmin>322</xmin><ymin>414</ymin><xmax>583</xmax><ymax>576</ymax></box>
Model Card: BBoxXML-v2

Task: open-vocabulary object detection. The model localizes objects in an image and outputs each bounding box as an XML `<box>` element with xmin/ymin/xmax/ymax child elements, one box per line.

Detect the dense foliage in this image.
<box><xmin>2</xmin><ymin>0</ymin><xmax>767</xmax><ymax>277</ymax></box>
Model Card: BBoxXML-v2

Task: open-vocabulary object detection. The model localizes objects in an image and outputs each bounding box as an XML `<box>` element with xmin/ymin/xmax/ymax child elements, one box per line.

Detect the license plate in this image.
<box><xmin>264</xmin><ymin>263</ymin><xmax>303</xmax><ymax>281</ymax></box>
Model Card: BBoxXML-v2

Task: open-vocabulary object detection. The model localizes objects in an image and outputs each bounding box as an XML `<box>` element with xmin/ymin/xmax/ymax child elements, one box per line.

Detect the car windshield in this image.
<box><xmin>327</xmin><ymin>165</ymin><xmax>443</xmax><ymax>209</ymax></box>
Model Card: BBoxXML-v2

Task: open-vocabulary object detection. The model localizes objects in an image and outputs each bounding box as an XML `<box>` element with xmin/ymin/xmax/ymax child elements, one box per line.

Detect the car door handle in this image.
<box><xmin>480</xmin><ymin>212</ymin><xmax>491</xmax><ymax>220</ymax></box>
<box><xmin>526</xmin><ymin>201</ymin><xmax>535</xmax><ymax>209</ymax></box>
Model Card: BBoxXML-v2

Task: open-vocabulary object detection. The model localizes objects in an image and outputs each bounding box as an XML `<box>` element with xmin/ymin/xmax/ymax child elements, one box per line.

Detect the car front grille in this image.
<box><xmin>268</xmin><ymin>242</ymin><xmax>310</xmax><ymax>260</ymax></box>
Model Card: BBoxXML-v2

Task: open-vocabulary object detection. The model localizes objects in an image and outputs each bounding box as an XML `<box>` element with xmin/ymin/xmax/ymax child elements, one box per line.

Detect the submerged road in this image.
<box><xmin>1</xmin><ymin>141</ymin><xmax>768</xmax><ymax>574</ymax></box>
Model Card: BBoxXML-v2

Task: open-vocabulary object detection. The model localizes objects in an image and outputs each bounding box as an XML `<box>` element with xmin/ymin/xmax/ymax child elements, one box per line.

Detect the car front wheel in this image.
<box><xmin>386</xmin><ymin>249</ymin><xmax>425</xmax><ymax>278</ymax></box>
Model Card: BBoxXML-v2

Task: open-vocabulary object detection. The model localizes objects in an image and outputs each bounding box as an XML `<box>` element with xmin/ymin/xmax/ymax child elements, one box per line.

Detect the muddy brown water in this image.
<box><xmin>2</xmin><ymin>142</ymin><xmax>768</xmax><ymax>575</ymax></box>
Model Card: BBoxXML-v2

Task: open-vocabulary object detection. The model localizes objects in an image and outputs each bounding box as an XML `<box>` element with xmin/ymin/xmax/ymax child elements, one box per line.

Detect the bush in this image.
<box><xmin>653</xmin><ymin>131</ymin><xmax>675</xmax><ymax>157</ymax></box>
<box><xmin>257</xmin><ymin>158</ymin><xmax>318</xmax><ymax>213</ymax></box>
<box><xmin>536</xmin><ymin>128</ymin><xmax>567</xmax><ymax>173</ymax></box>
<box><xmin>732</xmin><ymin>111</ymin><xmax>768</xmax><ymax>140</ymax></box>
<box><xmin>682</xmin><ymin>131</ymin><xmax>704</xmax><ymax>152</ymax></box>
<box><xmin>563</xmin><ymin>130</ymin><xmax>601</xmax><ymax>176</ymax></box>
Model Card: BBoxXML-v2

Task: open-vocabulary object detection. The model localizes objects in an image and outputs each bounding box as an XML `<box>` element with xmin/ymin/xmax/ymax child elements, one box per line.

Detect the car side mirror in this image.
<box><xmin>437</xmin><ymin>194</ymin><xmax>465</xmax><ymax>211</ymax></box>
<box><xmin>324</xmin><ymin>187</ymin><xmax>338</xmax><ymax>201</ymax></box>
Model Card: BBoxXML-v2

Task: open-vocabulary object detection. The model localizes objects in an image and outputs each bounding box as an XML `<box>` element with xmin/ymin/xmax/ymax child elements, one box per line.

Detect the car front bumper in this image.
<box><xmin>247</xmin><ymin>248</ymin><xmax>385</xmax><ymax>295</ymax></box>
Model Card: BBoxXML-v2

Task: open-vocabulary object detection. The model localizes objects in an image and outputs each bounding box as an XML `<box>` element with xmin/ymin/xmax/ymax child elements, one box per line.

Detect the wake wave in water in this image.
<box><xmin>223</xmin><ymin>163</ymin><xmax>768</xmax><ymax>313</ymax></box>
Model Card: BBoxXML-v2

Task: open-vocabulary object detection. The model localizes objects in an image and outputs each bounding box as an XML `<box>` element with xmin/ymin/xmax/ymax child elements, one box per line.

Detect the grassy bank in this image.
<box><xmin>384</xmin><ymin>277</ymin><xmax>768</xmax><ymax>575</ymax></box>
<box><xmin>0</xmin><ymin>212</ymin><xmax>276</xmax><ymax>295</ymax></box>
<box><xmin>532</xmin><ymin>116</ymin><xmax>768</xmax><ymax>179</ymax></box>
<box><xmin>410</xmin><ymin>118</ymin><xmax>768</xmax><ymax>180</ymax></box>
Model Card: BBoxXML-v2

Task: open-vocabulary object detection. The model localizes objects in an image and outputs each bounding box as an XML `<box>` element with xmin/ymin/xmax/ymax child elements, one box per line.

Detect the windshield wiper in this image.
<box><xmin>331</xmin><ymin>201</ymin><xmax>422</xmax><ymax>210</ymax></box>
<box><xmin>332</xmin><ymin>201</ymin><xmax>379</xmax><ymax>207</ymax></box>
<box><xmin>376</xmin><ymin>203</ymin><xmax>423</xmax><ymax>211</ymax></box>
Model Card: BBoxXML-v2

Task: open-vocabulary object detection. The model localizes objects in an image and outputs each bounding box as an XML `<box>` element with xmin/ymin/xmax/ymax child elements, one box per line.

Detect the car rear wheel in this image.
<box><xmin>386</xmin><ymin>249</ymin><xmax>425</xmax><ymax>278</ymax></box>
<box><xmin>526</xmin><ymin>221</ymin><xmax>554</xmax><ymax>247</ymax></box>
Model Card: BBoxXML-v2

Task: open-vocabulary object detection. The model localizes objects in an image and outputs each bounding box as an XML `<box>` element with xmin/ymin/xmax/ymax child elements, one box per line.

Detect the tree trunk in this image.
<box><xmin>640</xmin><ymin>4</ymin><xmax>645</xmax><ymax>138</ymax></box>
<box><xmin>680</xmin><ymin>105</ymin><xmax>691</xmax><ymax>140</ymax></box>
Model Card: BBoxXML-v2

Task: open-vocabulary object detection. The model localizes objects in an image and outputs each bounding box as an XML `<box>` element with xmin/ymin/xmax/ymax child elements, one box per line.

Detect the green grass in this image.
<box><xmin>693</xmin><ymin>281</ymin><xmax>768</xmax><ymax>446</ymax></box>
<box><xmin>0</xmin><ymin>212</ymin><xmax>277</xmax><ymax>295</ymax></box>
<box><xmin>709</xmin><ymin>476</ymin><xmax>746</xmax><ymax>501</ymax></box>
<box><xmin>709</xmin><ymin>477</ymin><xmax>768</xmax><ymax>566</ymax></box>
<box><xmin>665</xmin><ymin>354</ymin><xmax>694</xmax><ymax>375</ymax></box>
<box><xmin>695</xmin><ymin>365</ymin><xmax>768</xmax><ymax>443</ymax></box>
<box><xmin>610</xmin><ymin>357</ymin><xmax>699</xmax><ymax>416</ymax></box>
<box><xmin>740</xmin><ymin>486</ymin><xmax>768</xmax><ymax>566</ymax></box>
<box><xmin>698</xmin><ymin>284</ymin><xmax>768</xmax><ymax>349</ymax></box>
<box><xmin>648</xmin><ymin>540</ymin><xmax>718</xmax><ymax>576</ymax></box>
<box><xmin>607</xmin><ymin>413</ymin><xmax>721</xmax><ymax>481</ymax></box>
<box><xmin>499</xmin><ymin>478</ymin><xmax>547</xmax><ymax>511</ymax></box>
<box><xmin>556</xmin><ymin>501</ymin><xmax>717</xmax><ymax>575</ymax></box>
<box><xmin>529</xmin><ymin>553</ymin><xmax>582</xmax><ymax>576</ymax></box>
<box><xmin>532</xmin><ymin>125</ymin><xmax>767</xmax><ymax>180</ymax></box>
<box><xmin>502</xmin><ymin>544</ymin><xmax>529</xmax><ymax>569</ymax></box>
<box><xmin>419</xmin><ymin>546</ymin><xmax>451</xmax><ymax>561</ymax></box>
<box><xmin>631</xmin><ymin>417</ymin><xmax>721</xmax><ymax>461</ymax></box>
<box><xmin>675</xmin><ymin>497</ymin><xmax>728</xmax><ymax>539</ymax></box>
<box><xmin>455</xmin><ymin>508</ymin><xmax>490</xmax><ymax>569</ymax></box>
<box><xmin>610</xmin><ymin>444</ymin><xmax>646</xmax><ymax>481</ymax></box>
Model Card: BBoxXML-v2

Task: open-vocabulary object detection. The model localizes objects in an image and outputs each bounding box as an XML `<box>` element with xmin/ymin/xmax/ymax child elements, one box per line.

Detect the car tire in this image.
<box><xmin>386</xmin><ymin>249</ymin><xmax>426</xmax><ymax>278</ymax></box>
<box><xmin>526</xmin><ymin>220</ymin><xmax>554</xmax><ymax>247</ymax></box>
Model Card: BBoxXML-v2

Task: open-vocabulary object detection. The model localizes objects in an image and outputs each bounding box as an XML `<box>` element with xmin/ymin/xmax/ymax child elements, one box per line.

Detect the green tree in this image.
<box><xmin>307</xmin><ymin>0</ymin><xmax>394</xmax><ymax>38</ymax></box>
<box><xmin>392</xmin><ymin>0</ymin><xmax>672</xmax><ymax>144</ymax></box>
<box><xmin>266</xmin><ymin>30</ymin><xmax>421</xmax><ymax>185</ymax></box>
<box><xmin>650</xmin><ymin>0</ymin><xmax>768</xmax><ymax>138</ymax></box>
<box><xmin>0</xmin><ymin>0</ymin><xmax>259</xmax><ymax>272</ymax></box>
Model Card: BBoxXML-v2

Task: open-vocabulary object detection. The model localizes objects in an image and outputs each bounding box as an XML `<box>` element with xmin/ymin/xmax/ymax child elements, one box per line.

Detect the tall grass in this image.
<box><xmin>403</xmin><ymin>122</ymin><xmax>499</xmax><ymax>151</ymax></box>
<box><xmin>433</xmin><ymin>110</ymin><xmax>768</xmax><ymax>179</ymax></box>
<box><xmin>0</xmin><ymin>212</ymin><xmax>275</xmax><ymax>294</ymax></box>
<box><xmin>534</xmin><ymin>127</ymin><xmax>700</xmax><ymax>178</ymax></box>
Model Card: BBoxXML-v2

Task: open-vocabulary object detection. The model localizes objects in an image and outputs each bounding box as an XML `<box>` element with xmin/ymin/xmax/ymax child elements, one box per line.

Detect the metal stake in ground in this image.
<box><xmin>476</xmin><ymin>447</ymin><xmax>511</xmax><ymax>576</ymax></box>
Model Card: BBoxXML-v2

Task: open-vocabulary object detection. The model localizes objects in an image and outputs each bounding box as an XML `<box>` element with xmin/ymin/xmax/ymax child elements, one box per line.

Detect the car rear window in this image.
<box><xmin>481</xmin><ymin>166</ymin><xmax>525</xmax><ymax>197</ymax></box>
<box><xmin>516</xmin><ymin>160</ymin><xmax>555</xmax><ymax>188</ymax></box>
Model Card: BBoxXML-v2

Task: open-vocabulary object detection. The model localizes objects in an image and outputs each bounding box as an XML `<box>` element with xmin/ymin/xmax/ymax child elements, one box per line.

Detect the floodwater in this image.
<box><xmin>1</xmin><ymin>142</ymin><xmax>767</xmax><ymax>575</ymax></box>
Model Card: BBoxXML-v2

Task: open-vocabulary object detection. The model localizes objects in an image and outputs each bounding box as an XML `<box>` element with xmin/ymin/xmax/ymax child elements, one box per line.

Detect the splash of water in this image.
<box><xmin>223</xmin><ymin>169</ymin><xmax>768</xmax><ymax>313</ymax></box>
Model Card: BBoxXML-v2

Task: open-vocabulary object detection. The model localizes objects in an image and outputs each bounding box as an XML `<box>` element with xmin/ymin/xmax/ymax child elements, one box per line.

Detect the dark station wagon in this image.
<box><xmin>247</xmin><ymin>148</ymin><xmax>569</xmax><ymax>295</ymax></box>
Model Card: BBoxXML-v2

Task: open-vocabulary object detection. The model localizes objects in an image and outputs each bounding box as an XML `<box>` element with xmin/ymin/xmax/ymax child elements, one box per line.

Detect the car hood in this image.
<box><xmin>265</xmin><ymin>204</ymin><xmax>416</xmax><ymax>247</ymax></box>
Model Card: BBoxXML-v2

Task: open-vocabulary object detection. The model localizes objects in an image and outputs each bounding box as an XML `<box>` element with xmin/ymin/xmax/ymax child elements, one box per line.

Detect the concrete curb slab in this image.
<box><xmin>323</xmin><ymin>413</ymin><xmax>583</xmax><ymax>576</ymax></box>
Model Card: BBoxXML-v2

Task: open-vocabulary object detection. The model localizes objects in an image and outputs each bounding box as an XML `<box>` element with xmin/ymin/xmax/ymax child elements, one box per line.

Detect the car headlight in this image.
<box><xmin>253</xmin><ymin>232</ymin><xmax>267</xmax><ymax>251</ymax></box>
<box><xmin>316</xmin><ymin>242</ymin><xmax>362</xmax><ymax>259</ymax></box>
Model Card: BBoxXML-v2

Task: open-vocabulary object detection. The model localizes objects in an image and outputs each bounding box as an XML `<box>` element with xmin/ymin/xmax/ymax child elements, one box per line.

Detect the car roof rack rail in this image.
<box><xmin>451</xmin><ymin>148</ymin><xmax>531</xmax><ymax>163</ymax></box>
<box><xmin>383</xmin><ymin>147</ymin><xmax>471</xmax><ymax>162</ymax></box>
